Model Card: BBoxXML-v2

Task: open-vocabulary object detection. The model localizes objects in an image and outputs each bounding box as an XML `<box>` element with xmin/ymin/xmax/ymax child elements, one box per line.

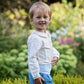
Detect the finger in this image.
<box><xmin>40</xmin><ymin>77</ymin><xmax>44</xmax><ymax>84</ymax></box>
<box><xmin>52</xmin><ymin>64</ymin><xmax>54</xmax><ymax>66</ymax></box>
<box><xmin>53</xmin><ymin>56</ymin><xmax>56</xmax><ymax>58</ymax></box>
<box><xmin>52</xmin><ymin>58</ymin><xmax>57</xmax><ymax>61</ymax></box>
<box><xmin>51</xmin><ymin>60</ymin><xmax>57</xmax><ymax>63</ymax></box>
<box><xmin>53</xmin><ymin>58</ymin><xmax>57</xmax><ymax>60</ymax></box>
<box><xmin>51</xmin><ymin>60</ymin><xmax>56</xmax><ymax>63</ymax></box>
<box><xmin>40</xmin><ymin>81</ymin><xmax>42</xmax><ymax>84</ymax></box>
<box><xmin>51</xmin><ymin>62</ymin><xmax>55</xmax><ymax>64</ymax></box>
<box><xmin>52</xmin><ymin>62</ymin><xmax>56</xmax><ymax>65</ymax></box>
<box><xmin>53</xmin><ymin>57</ymin><xmax>58</xmax><ymax>60</ymax></box>
<box><xmin>41</xmin><ymin>77</ymin><xmax>45</xmax><ymax>81</ymax></box>
<box><xmin>51</xmin><ymin>62</ymin><xmax>55</xmax><ymax>66</ymax></box>
<box><xmin>51</xmin><ymin>59</ymin><xmax>56</xmax><ymax>62</ymax></box>
<box><xmin>51</xmin><ymin>64</ymin><xmax>54</xmax><ymax>66</ymax></box>
<box><xmin>52</xmin><ymin>59</ymin><xmax>58</xmax><ymax>63</ymax></box>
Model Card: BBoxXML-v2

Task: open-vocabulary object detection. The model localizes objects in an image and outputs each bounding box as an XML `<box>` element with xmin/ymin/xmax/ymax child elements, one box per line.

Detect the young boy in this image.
<box><xmin>27</xmin><ymin>1</ymin><xmax>59</xmax><ymax>84</ymax></box>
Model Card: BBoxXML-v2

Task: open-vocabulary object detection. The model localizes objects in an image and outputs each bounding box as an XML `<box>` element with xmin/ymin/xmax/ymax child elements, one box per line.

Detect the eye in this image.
<box><xmin>36</xmin><ymin>16</ymin><xmax>41</xmax><ymax>19</ymax></box>
<box><xmin>44</xmin><ymin>16</ymin><xmax>48</xmax><ymax>18</ymax></box>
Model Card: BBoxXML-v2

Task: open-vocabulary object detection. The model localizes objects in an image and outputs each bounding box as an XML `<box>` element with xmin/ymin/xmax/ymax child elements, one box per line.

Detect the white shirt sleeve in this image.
<box><xmin>27</xmin><ymin>36</ymin><xmax>42</xmax><ymax>79</ymax></box>
<box><xmin>52</xmin><ymin>47</ymin><xmax>60</xmax><ymax>59</ymax></box>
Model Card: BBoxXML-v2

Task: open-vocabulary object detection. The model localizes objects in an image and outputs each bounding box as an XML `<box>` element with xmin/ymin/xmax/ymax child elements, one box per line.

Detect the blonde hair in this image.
<box><xmin>29</xmin><ymin>1</ymin><xmax>51</xmax><ymax>19</ymax></box>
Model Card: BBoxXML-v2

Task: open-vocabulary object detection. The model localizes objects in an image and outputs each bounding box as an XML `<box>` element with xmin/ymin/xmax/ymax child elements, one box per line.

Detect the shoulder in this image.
<box><xmin>46</xmin><ymin>30</ymin><xmax>51</xmax><ymax>38</ymax></box>
<box><xmin>28</xmin><ymin>33</ymin><xmax>41</xmax><ymax>44</ymax></box>
<box><xmin>28</xmin><ymin>34</ymin><xmax>40</xmax><ymax>40</ymax></box>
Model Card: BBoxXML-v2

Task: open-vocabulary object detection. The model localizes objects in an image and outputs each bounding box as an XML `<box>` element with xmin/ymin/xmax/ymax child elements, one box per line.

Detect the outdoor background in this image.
<box><xmin>0</xmin><ymin>0</ymin><xmax>84</xmax><ymax>83</ymax></box>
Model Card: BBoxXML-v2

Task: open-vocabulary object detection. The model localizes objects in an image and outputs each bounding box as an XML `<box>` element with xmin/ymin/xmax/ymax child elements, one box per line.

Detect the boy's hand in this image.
<box><xmin>34</xmin><ymin>77</ymin><xmax>45</xmax><ymax>84</ymax></box>
<box><xmin>51</xmin><ymin>56</ymin><xmax>58</xmax><ymax>66</ymax></box>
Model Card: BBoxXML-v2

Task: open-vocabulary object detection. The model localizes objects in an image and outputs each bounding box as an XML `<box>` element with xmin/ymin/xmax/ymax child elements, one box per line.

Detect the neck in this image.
<box><xmin>35</xmin><ymin>28</ymin><xmax>46</xmax><ymax>33</ymax></box>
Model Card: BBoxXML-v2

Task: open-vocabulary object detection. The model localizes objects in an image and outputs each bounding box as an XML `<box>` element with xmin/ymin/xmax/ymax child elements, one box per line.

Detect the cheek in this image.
<box><xmin>34</xmin><ymin>19</ymin><xmax>39</xmax><ymax>23</ymax></box>
<box><xmin>46</xmin><ymin>20</ymin><xmax>50</xmax><ymax>24</ymax></box>
<box><xmin>46</xmin><ymin>18</ymin><xmax>50</xmax><ymax>22</ymax></box>
<box><xmin>33</xmin><ymin>20</ymin><xmax>38</xmax><ymax>24</ymax></box>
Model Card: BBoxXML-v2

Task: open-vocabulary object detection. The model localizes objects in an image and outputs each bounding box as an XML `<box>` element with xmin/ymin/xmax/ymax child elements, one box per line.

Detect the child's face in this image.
<box><xmin>31</xmin><ymin>9</ymin><xmax>51</xmax><ymax>31</ymax></box>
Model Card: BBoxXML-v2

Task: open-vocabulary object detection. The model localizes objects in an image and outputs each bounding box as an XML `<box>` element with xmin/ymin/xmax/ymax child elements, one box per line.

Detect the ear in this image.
<box><xmin>30</xmin><ymin>19</ymin><xmax>33</xmax><ymax>23</ymax></box>
<box><xmin>49</xmin><ymin>18</ymin><xmax>51</xmax><ymax>23</ymax></box>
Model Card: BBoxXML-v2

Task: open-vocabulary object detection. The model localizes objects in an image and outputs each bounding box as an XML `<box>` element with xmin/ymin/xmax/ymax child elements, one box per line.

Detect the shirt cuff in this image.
<box><xmin>55</xmin><ymin>55</ymin><xmax>59</xmax><ymax>60</ymax></box>
<box><xmin>32</xmin><ymin>72</ymin><xmax>41</xmax><ymax>79</ymax></box>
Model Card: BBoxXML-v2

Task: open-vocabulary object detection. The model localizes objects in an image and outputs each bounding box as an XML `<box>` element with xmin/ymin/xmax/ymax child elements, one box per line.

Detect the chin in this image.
<box><xmin>39</xmin><ymin>27</ymin><xmax>46</xmax><ymax>29</ymax></box>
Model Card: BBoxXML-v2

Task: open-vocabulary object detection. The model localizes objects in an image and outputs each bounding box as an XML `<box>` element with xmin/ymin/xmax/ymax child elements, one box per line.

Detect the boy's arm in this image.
<box><xmin>51</xmin><ymin>47</ymin><xmax>60</xmax><ymax>66</ymax></box>
<box><xmin>28</xmin><ymin>37</ymin><xmax>42</xmax><ymax>79</ymax></box>
<box><xmin>48</xmin><ymin>31</ymin><xmax>59</xmax><ymax>59</ymax></box>
<box><xmin>52</xmin><ymin>47</ymin><xmax>60</xmax><ymax>59</ymax></box>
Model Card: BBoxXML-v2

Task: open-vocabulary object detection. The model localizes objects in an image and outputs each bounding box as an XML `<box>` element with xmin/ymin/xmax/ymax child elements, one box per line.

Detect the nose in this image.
<box><xmin>41</xmin><ymin>17</ymin><xmax>45</xmax><ymax>21</ymax></box>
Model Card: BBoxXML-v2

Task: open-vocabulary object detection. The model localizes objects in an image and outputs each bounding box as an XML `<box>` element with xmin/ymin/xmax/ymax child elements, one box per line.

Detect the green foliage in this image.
<box><xmin>51</xmin><ymin>41</ymin><xmax>77</xmax><ymax>76</ymax></box>
<box><xmin>10</xmin><ymin>49</ymin><xmax>19</xmax><ymax>56</ymax></box>
<box><xmin>0</xmin><ymin>39</ymin><xmax>83</xmax><ymax>79</ymax></box>
<box><xmin>0</xmin><ymin>36</ymin><xmax>13</xmax><ymax>52</ymax></box>
<box><xmin>0</xmin><ymin>11</ymin><xmax>29</xmax><ymax>52</ymax></box>
<box><xmin>74</xmin><ymin>37</ymin><xmax>84</xmax><ymax>62</ymax></box>
<box><xmin>53</xmin><ymin>73</ymin><xmax>84</xmax><ymax>84</ymax></box>
<box><xmin>0</xmin><ymin>36</ymin><xmax>27</xmax><ymax>53</ymax></box>
<box><xmin>0</xmin><ymin>0</ymin><xmax>32</xmax><ymax>12</ymax></box>
<box><xmin>5</xmin><ymin>8</ymin><xmax>30</xmax><ymax>28</ymax></box>
<box><xmin>0</xmin><ymin>77</ymin><xmax>29</xmax><ymax>84</ymax></box>
<box><xmin>48</xmin><ymin>2</ymin><xmax>81</xmax><ymax>34</ymax></box>
<box><xmin>76</xmin><ymin>0</ymin><xmax>84</xmax><ymax>8</ymax></box>
<box><xmin>0</xmin><ymin>45</ymin><xmax>28</xmax><ymax>79</ymax></box>
<box><xmin>0</xmin><ymin>0</ymin><xmax>83</xmax><ymax>81</ymax></box>
<box><xmin>76</xmin><ymin>61</ymin><xmax>84</xmax><ymax>79</ymax></box>
<box><xmin>0</xmin><ymin>42</ymin><xmax>77</xmax><ymax>79</ymax></box>
<box><xmin>0</xmin><ymin>74</ymin><xmax>84</xmax><ymax>84</ymax></box>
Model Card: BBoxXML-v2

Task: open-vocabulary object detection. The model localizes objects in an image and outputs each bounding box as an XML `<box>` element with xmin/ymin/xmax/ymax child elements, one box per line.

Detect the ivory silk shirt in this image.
<box><xmin>27</xmin><ymin>30</ymin><xmax>59</xmax><ymax>79</ymax></box>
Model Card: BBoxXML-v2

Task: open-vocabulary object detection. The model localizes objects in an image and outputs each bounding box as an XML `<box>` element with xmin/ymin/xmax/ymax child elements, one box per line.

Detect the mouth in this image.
<box><xmin>39</xmin><ymin>22</ymin><xmax>46</xmax><ymax>26</ymax></box>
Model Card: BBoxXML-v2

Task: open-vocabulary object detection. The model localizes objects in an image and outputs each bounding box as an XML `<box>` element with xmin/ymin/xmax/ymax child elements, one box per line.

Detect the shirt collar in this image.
<box><xmin>32</xmin><ymin>30</ymin><xmax>49</xmax><ymax>38</ymax></box>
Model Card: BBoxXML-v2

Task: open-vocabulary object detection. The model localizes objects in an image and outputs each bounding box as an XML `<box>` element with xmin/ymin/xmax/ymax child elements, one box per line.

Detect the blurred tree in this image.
<box><xmin>0</xmin><ymin>0</ymin><xmax>32</xmax><ymax>12</ymax></box>
<box><xmin>0</xmin><ymin>0</ymin><xmax>80</xmax><ymax>13</ymax></box>
<box><xmin>45</xmin><ymin>0</ymin><xmax>76</xmax><ymax>6</ymax></box>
